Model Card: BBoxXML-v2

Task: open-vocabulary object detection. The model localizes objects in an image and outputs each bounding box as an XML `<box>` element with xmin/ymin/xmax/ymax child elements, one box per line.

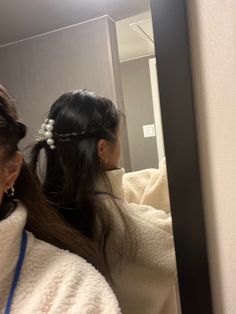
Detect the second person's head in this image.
<box><xmin>45</xmin><ymin>89</ymin><xmax>121</xmax><ymax>171</ymax></box>
<box><xmin>30</xmin><ymin>89</ymin><xmax>122</xmax><ymax>219</ymax></box>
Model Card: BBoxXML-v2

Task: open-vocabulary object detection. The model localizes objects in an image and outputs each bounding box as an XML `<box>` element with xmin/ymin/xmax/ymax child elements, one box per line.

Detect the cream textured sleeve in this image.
<box><xmin>106</xmin><ymin>199</ymin><xmax>177</xmax><ymax>314</ymax></box>
<box><xmin>123</xmin><ymin>158</ymin><xmax>171</xmax><ymax>212</ymax></box>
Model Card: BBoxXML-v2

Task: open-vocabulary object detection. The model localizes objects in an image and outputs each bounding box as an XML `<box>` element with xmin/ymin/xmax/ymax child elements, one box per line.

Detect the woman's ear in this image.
<box><xmin>97</xmin><ymin>139</ymin><xmax>108</xmax><ymax>163</ymax></box>
<box><xmin>3</xmin><ymin>152</ymin><xmax>23</xmax><ymax>191</ymax></box>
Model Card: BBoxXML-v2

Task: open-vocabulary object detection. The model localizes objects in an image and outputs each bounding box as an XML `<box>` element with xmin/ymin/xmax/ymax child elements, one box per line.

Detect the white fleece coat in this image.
<box><xmin>0</xmin><ymin>204</ymin><xmax>121</xmax><ymax>314</ymax></box>
<box><xmin>96</xmin><ymin>159</ymin><xmax>177</xmax><ymax>314</ymax></box>
<box><xmin>123</xmin><ymin>159</ymin><xmax>171</xmax><ymax>212</ymax></box>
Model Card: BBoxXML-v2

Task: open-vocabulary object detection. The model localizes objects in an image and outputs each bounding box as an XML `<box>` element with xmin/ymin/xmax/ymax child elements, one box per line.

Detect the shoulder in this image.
<box><xmin>26</xmin><ymin>233</ymin><xmax>114</xmax><ymax>291</ymax></box>
<box><xmin>102</xmin><ymin>195</ymin><xmax>173</xmax><ymax>249</ymax></box>
<box><xmin>115</xmin><ymin>199</ymin><xmax>173</xmax><ymax>234</ymax></box>
<box><xmin>103</xmin><ymin>199</ymin><xmax>175</xmax><ymax>277</ymax></box>
<box><xmin>19</xmin><ymin>233</ymin><xmax>121</xmax><ymax>313</ymax></box>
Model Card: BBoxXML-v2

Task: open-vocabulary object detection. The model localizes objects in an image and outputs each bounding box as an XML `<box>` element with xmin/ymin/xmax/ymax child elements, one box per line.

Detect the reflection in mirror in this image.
<box><xmin>117</xmin><ymin>10</ymin><xmax>165</xmax><ymax>171</ymax></box>
<box><xmin>0</xmin><ymin>1</ymin><xmax>180</xmax><ymax>314</ymax></box>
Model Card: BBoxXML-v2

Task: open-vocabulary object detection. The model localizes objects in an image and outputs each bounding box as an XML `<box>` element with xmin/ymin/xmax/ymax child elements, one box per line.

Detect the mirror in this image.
<box><xmin>0</xmin><ymin>1</ymin><xmax>182</xmax><ymax>313</ymax></box>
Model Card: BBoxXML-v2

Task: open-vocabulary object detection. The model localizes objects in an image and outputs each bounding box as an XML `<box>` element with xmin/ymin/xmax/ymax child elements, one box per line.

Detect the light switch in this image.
<box><xmin>143</xmin><ymin>124</ymin><xmax>156</xmax><ymax>138</ymax></box>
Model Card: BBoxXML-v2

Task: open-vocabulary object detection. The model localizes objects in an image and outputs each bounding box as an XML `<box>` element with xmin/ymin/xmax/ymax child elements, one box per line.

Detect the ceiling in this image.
<box><xmin>0</xmin><ymin>0</ymin><xmax>150</xmax><ymax>46</ymax></box>
<box><xmin>116</xmin><ymin>11</ymin><xmax>155</xmax><ymax>62</ymax></box>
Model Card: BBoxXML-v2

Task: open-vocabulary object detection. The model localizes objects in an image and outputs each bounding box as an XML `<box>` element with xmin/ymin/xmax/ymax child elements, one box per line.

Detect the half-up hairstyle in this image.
<box><xmin>29</xmin><ymin>90</ymin><xmax>133</xmax><ymax>271</ymax></box>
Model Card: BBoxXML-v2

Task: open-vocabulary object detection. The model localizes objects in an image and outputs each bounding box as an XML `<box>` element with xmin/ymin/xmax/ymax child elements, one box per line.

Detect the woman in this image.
<box><xmin>0</xmin><ymin>85</ymin><xmax>120</xmax><ymax>314</ymax></box>
<box><xmin>30</xmin><ymin>89</ymin><xmax>177</xmax><ymax>314</ymax></box>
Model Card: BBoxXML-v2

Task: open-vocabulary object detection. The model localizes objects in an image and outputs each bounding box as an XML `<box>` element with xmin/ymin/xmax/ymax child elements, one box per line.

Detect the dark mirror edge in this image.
<box><xmin>150</xmin><ymin>0</ymin><xmax>213</xmax><ymax>313</ymax></box>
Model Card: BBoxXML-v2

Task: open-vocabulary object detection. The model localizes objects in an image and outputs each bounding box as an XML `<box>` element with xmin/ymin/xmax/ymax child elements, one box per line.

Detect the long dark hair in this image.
<box><xmin>0</xmin><ymin>85</ymin><xmax>106</xmax><ymax>276</ymax></box>
<box><xmin>29</xmin><ymin>90</ymin><xmax>132</xmax><ymax>270</ymax></box>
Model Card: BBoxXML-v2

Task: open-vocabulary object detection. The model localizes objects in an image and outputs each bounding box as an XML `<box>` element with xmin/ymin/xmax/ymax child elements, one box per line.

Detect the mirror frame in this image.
<box><xmin>150</xmin><ymin>1</ymin><xmax>213</xmax><ymax>313</ymax></box>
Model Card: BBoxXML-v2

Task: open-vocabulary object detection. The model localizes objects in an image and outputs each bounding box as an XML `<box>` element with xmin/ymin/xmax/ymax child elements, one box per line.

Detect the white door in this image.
<box><xmin>149</xmin><ymin>57</ymin><xmax>165</xmax><ymax>161</ymax></box>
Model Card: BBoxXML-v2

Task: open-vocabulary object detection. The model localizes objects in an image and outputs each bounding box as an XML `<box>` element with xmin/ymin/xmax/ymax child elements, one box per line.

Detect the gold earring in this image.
<box><xmin>5</xmin><ymin>187</ymin><xmax>15</xmax><ymax>198</ymax></box>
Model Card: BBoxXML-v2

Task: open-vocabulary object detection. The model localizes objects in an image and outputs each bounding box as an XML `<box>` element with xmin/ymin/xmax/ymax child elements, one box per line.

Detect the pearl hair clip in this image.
<box><xmin>36</xmin><ymin>119</ymin><xmax>56</xmax><ymax>149</ymax></box>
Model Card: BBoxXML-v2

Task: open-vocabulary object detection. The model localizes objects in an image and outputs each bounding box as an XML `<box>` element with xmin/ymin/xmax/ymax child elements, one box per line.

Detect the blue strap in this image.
<box><xmin>5</xmin><ymin>230</ymin><xmax>28</xmax><ymax>314</ymax></box>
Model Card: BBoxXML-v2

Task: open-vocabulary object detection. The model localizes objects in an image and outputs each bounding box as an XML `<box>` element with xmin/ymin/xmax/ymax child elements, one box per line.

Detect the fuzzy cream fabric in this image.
<box><xmin>0</xmin><ymin>204</ymin><xmax>121</xmax><ymax>314</ymax></box>
<box><xmin>96</xmin><ymin>159</ymin><xmax>177</xmax><ymax>314</ymax></box>
<box><xmin>123</xmin><ymin>159</ymin><xmax>170</xmax><ymax>213</ymax></box>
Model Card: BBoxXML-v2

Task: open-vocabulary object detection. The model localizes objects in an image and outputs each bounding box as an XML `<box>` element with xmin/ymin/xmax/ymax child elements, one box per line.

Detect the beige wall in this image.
<box><xmin>121</xmin><ymin>56</ymin><xmax>158</xmax><ymax>171</ymax></box>
<box><xmin>187</xmin><ymin>2</ymin><xmax>236</xmax><ymax>313</ymax></box>
<box><xmin>0</xmin><ymin>16</ymin><xmax>130</xmax><ymax>169</ymax></box>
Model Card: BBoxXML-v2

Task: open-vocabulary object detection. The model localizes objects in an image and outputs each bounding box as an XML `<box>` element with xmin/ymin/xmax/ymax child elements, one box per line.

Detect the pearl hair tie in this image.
<box><xmin>36</xmin><ymin>119</ymin><xmax>56</xmax><ymax>149</ymax></box>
